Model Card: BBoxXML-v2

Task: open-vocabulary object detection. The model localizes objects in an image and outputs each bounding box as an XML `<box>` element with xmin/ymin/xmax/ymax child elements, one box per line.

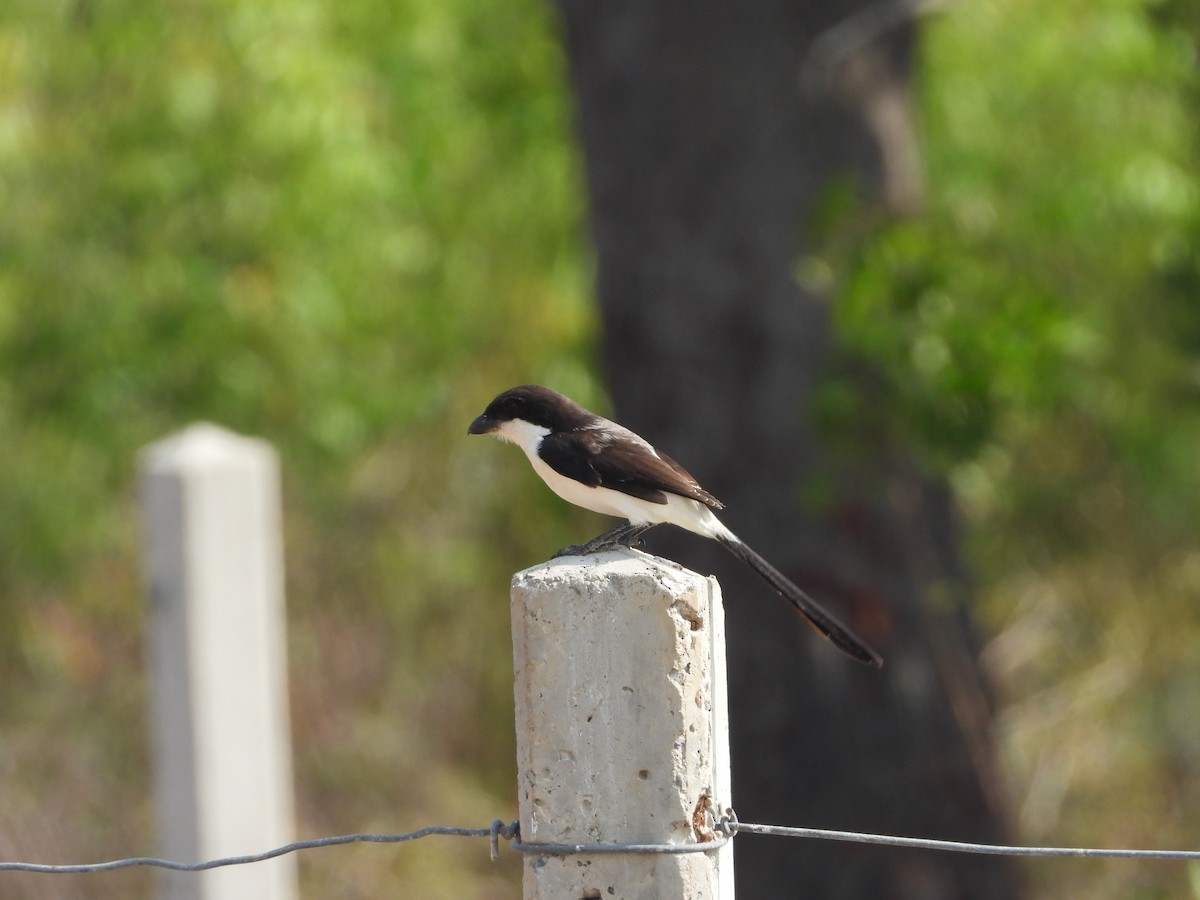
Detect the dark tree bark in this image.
<box><xmin>555</xmin><ymin>2</ymin><xmax>1021</xmax><ymax>897</ymax></box>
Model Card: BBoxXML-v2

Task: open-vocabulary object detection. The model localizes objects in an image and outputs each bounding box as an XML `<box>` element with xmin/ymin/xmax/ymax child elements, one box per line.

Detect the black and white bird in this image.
<box><xmin>468</xmin><ymin>384</ymin><xmax>882</xmax><ymax>667</ymax></box>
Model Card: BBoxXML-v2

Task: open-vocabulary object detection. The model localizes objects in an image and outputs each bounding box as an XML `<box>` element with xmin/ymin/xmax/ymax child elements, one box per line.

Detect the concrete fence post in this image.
<box><xmin>511</xmin><ymin>549</ymin><xmax>734</xmax><ymax>899</ymax></box>
<box><xmin>139</xmin><ymin>423</ymin><xmax>298</xmax><ymax>900</ymax></box>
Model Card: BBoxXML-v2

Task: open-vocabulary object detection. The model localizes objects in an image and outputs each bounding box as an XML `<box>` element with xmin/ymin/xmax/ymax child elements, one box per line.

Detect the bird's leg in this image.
<box><xmin>553</xmin><ymin>523</ymin><xmax>656</xmax><ymax>558</ymax></box>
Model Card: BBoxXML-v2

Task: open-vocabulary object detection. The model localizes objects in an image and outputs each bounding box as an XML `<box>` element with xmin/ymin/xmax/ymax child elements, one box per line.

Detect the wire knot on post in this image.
<box><xmin>715</xmin><ymin>808</ymin><xmax>740</xmax><ymax>838</ymax></box>
<box><xmin>489</xmin><ymin>819</ymin><xmax>521</xmax><ymax>862</ymax></box>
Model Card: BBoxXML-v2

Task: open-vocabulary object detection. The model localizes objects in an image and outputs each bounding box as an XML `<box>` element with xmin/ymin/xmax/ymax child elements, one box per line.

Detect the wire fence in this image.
<box><xmin>3</xmin><ymin>811</ymin><xmax>1199</xmax><ymax>876</ymax></box>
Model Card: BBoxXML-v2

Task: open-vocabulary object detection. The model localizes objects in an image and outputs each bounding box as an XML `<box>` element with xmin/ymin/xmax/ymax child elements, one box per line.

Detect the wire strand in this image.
<box><xmin>719</xmin><ymin>816</ymin><xmax>1200</xmax><ymax>860</ymax></box>
<box><xmin>4</xmin><ymin>812</ymin><xmax>1200</xmax><ymax>875</ymax></box>
<box><xmin>511</xmin><ymin>835</ymin><xmax>729</xmax><ymax>856</ymax></box>
<box><xmin>0</xmin><ymin>824</ymin><xmax>513</xmax><ymax>875</ymax></box>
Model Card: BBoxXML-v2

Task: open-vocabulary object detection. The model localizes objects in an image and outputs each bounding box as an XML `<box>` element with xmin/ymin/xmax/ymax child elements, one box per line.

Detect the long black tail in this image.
<box><xmin>717</xmin><ymin>535</ymin><xmax>883</xmax><ymax>667</ymax></box>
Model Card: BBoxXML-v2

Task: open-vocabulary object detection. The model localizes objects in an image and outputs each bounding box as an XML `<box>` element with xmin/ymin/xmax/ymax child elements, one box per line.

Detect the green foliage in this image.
<box><xmin>829</xmin><ymin>0</ymin><xmax>1200</xmax><ymax>486</ymax></box>
<box><xmin>0</xmin><ymin>0</ymin><xmax>594</xmax><ymax>605</ymax></box>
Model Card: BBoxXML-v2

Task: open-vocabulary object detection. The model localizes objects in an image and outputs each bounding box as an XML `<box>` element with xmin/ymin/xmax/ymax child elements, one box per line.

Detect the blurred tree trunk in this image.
<box><xmin>555</xmin><ymin>2</ymin><xmax>1021</xmax><ymax>897</ymax></box>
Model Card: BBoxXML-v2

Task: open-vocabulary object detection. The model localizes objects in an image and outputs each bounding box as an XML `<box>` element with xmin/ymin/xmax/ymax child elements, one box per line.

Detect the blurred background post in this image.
<box><xmin>140</xmin><ymin>424</ymin><xmax>297</xmax><ymax>900</ymax></box>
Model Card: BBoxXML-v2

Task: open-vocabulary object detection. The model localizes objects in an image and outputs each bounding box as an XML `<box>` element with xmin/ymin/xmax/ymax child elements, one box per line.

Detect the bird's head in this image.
<box><xmin>468</xmin><ymin>385</ymin><xmax>593</xmax><ymax>444</ymax></box>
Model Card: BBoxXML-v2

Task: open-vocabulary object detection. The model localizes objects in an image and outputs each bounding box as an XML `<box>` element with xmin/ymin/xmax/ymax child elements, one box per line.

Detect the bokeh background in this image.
<box><xmin>1</xmin><ymin>0</ymin><xmax>1198</xmax><ymax>897</ymax></box>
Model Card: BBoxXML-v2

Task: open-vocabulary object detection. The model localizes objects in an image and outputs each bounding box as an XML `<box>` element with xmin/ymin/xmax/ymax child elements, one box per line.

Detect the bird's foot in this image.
<box><xmin>552</xmin><ymin>524</ymin><xmax>655</xmax><ymax>558</ymax></box>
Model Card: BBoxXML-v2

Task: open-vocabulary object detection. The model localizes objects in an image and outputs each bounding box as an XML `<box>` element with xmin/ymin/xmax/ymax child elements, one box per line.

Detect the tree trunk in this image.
<box><xmin>555</xmin><ymin>2</ymin><xmax>1021</xmax><ymax>897</ymax></box>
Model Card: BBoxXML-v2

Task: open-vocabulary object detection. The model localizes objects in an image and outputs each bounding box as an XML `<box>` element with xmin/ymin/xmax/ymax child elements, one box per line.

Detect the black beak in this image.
<box><xmin>467</xmin><ymin>414</ymin><xmax>494</xmax><ymax>435</ymax></box>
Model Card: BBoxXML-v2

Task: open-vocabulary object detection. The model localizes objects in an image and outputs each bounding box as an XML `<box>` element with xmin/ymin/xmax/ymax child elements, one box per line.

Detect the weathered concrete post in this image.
<box><xmin>511</xmin><ymin>549</ymin><xmax>734</xmax><ymax>899</ymax></box>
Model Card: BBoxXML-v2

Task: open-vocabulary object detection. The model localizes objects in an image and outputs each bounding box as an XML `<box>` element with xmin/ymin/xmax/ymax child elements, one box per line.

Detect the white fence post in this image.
<box><xmin>511</xmin><ymin>550</ymin><xmax>735</xmax><ymax>899</ymax></box>
<box><xmin>139</xmin><ymin>423</ymin><xmax>298</xmax><ymax>900</ymax></box>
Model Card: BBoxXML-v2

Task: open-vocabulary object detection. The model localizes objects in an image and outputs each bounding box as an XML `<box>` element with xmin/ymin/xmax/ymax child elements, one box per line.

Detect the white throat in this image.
<box><xmin>493</xmin><ymin>418</ymin><xmax>552</xmax><ymax>455</ymax></box>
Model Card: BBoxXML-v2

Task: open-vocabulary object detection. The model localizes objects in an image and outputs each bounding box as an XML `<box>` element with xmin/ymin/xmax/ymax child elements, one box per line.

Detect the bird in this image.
<box><xmin>468</xmin><ymin>384</ymin><xmax>882</xmax><ymax>667</ymax></box>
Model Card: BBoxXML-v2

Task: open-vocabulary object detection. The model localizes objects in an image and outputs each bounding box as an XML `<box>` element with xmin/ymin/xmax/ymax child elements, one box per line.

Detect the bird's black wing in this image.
<box><xmin>538</xmin><ymin>429</ymin><xmax>724</xmax><ymax>509</ymax></box>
